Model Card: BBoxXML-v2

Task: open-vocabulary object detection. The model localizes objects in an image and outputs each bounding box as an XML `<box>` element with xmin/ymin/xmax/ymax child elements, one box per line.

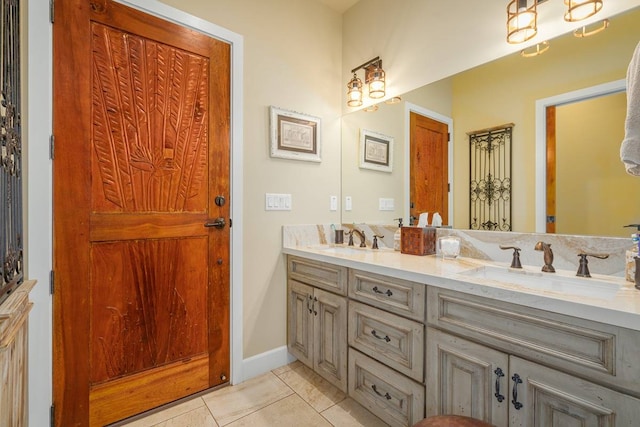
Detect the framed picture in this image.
<box><xmin>270</xmin><ymin>106</ymin><xmax>321</xmax><ymax>162</ymax></box>
<box><xmin>359</xmin><ymin>129</ymin><xmax>393</xmax><ymax>172</ymax></box>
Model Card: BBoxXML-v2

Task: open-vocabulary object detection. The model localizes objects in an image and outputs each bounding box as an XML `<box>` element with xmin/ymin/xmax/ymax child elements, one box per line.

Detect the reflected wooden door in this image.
<box><xmin>53</xmin><ymin>1</ymin><xmax>231</xmax><ymax>425</ymax></box>
<box><xmin>410</xmin><ymin>112</ymin><xmax>449</xmax><ymax>225</ymax></box>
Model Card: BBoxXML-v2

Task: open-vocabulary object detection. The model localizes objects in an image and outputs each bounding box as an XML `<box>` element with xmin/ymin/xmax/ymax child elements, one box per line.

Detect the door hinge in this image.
<box><xmin>49</xmin><ymin>135</ymin><xmax>55</xmax><ymax>160</ymax></box>
<box><xmin>50</xmin><ymin>404</ymin><xmax>55</xmax><ymax>427</ymax></box>
<box><xmin>229</xmin><ymin>218</ymin><xmax>232</xmax><ymax>228</ymax></box>
<box><xmin>447</xmin><ymin>132</ymin><xmax>450</xmax><ymax>142</ymax></box>
<box><xmin>49</xmin><ymin>0</ymin><xmax>54</xmax><ymax>24</ymax></box>
<box><xmin>49</xmin><ymin>270</ymin><xmax>55</xmax><ymax>295</ymax></box>
<box><xmin>448</xmin><ymin>183</ymin><xmax>451</xmax><ymax>192</ymax></box>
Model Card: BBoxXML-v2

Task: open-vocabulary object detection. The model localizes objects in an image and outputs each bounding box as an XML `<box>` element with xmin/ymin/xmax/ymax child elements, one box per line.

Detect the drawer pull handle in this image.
<box><xmin>372</xmin><ymin>286</ymin><xmax>393</xmax><ymax>297</ymax></box>
<box><xmin>371</xmin><ymin>330</ymin><xmax>391</xmax><ymax>342</ymax></box>
<box><xmin>494</xmin><ymin>367</ymin><xmax>505</xmax><ymax>403</ymax></box>
<box><xmin>511</xmin><ymin>373</ymin><xmax>523</xmax><ymax>410</ymax></box>
<box><xmin>307</xmin><ymin>295</ymin><xmax>313</xmax><ymax>314</ymax></box>
<box><xmin>371</xmin><ymin>384</ymin><xmax>392</xmax><ymax>400</ymax></box>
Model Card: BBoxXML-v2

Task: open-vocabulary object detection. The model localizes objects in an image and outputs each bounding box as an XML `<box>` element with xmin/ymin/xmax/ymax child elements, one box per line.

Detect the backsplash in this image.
<box><xmin>283</xmin><ymin>224</ymin><xmax>630</xmax><ymax>277</ymax></box>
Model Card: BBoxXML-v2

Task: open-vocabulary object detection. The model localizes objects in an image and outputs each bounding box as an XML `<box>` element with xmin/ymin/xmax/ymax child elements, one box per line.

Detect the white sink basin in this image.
<box><xmin>459</xmin><ymin>266</ymin><xmax>623</xmax><ymax>299</ymax></box>
<box><xmin>316</xmin><ymin>246</ymin><xmax>392</xmax><ymax>255</ymax></box>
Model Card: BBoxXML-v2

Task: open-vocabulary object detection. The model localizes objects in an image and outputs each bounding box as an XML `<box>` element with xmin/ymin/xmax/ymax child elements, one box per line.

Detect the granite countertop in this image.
<box><xmin>283</xmin><ymin>244</ymin><xmax>640</xmax><ymax>331</ymax></box>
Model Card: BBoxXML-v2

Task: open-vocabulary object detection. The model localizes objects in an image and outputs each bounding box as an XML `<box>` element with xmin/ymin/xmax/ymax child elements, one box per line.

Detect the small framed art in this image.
<box><xmin>359</xmin><ymin>129</ymin><xmax>393</xmax><ymax>172</ymax></box>
<box><xmin>269</xmin><ymin>106</ymin><xmax>321</xmax><ymax>162</ymax></box>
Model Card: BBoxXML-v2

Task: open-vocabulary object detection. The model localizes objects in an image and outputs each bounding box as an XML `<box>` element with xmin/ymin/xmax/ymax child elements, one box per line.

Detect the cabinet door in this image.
<box><xmin>314</xmin><ymin>288</ymin><xmax>348</xmax><ymax>392</ymax></box>
<box><xmin>509</xmin><ymin>356</ymin><xmax>640</xmax><ymax>427</ymax></box>
<box><xmin>288</xmin><ymin>280</ymin><xmax>313</xmax><ymax>367</ymax></box>
<box><xmin>426</xmin><ymin>328</ymin><xmax>509</xmax><ymax>426</ymax></box>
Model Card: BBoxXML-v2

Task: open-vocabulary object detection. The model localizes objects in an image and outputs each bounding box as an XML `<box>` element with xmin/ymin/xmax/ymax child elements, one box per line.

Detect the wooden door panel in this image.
<box><xmin>54</xmin><ymin>1</ymin><xmax>231</xmax><ymax>425</ymax></box>
<box><xmin>410</xmin><ymin>113</ymin><xmax>448</xmax><ymax>224</ymax></box>
<box><xmin>90</xmin><ymin>238</ymin><xmax>208</xmax><ymax>383</ymax></box>
<box><xmin>91</xmin><ymin>22</ymin><xmax>210</xmax><ymax>214</ymax></box>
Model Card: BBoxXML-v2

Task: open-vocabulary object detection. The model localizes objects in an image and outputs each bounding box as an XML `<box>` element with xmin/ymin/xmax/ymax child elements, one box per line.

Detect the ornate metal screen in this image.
<box><xmin>469</xmin><ymin>124</ymin><xmax>513</xmax><ymax>231</ymax></box>
<box><xmin>1</xmin><ymin>0</ymin><xmax>23</xmax><ymax>304</ymax></box>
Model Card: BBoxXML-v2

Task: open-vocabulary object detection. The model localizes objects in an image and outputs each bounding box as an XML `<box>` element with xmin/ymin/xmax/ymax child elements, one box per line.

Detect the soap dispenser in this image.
<box><xmin>624</xmin><ymin>224</ymin><xmax>640</xmax><ymax>283</ymax></box>
<box><xmin>393</xmin><ymin>218</ymin><xmax>403</xmax><ymax>251</ymax></box>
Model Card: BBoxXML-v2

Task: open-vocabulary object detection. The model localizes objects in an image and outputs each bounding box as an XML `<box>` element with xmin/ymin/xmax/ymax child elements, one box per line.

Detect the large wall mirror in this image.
<box><xmin>341</xmin><ymin>6</ymin><xmax>640</xmax><ymax>238</ymax></box>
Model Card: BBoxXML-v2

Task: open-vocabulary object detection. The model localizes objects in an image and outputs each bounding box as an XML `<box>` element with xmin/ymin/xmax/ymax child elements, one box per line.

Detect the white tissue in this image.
<box><xmin>432</xmin><ymin>212</ymin><xmax>443</xmax><ymax>227</ymax></box>
<box><xmin>417</xmin><ymin>212</ymin><xmax>429</xmax><ymax>227</ymax></box>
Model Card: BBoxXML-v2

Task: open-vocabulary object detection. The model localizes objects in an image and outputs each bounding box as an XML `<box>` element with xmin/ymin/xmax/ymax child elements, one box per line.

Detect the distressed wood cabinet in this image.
<box><xmin>287</xmin><ymin>257</ymin><xmax>348</xmax><ymax>392</ymax></box>
<box><xmin>0</xmin><ymin>280</ymin><xmax>36</xmax><ymax>427</ymax></box>
<box><xmin>426</xmin><ymin>287</ymin><xmax>640</xmax><ymax>426</ymax></box>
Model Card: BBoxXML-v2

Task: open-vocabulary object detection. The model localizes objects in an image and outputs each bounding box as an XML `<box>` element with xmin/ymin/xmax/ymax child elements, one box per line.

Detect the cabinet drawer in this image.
<box><xmin>288</xmin><ymin>255</ymin><xmax>347</xmax><ymax>296</ymax></box>
<box><xmin>348</xmin><ymin>349</ymin><xmax>424</xmax><ymax>427</ymax></box>
<box><xmin>348</xmin><ymin>269</ymin><xmax>425</xmax><ymax>321</ymax></box>
<box><xmin>427</xmin><ymin>286</ymin><xmax>640</xmax><ymax>397</ymax></box>
<box><xmin>348</xmin><ymin>301</ymin><xmax>424</xmax><ymax>382</ymax></box>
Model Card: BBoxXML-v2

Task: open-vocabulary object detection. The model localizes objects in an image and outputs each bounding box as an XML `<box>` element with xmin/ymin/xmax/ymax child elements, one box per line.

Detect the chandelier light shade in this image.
<box><xmin>507</xmin><ymin>0</ymin><xmax>537</xmax><ymax>44</ymax></box>
<box><xmin>520</xmin><ymin>41</ymin><xmax>550</xmax><ymax>57</ymax></box>
<box><xmin>564</xmin><ymin>0</ymin><xmax>603</xmax><ymax>22</ymax></box>
<box><xmin>574</xmin><ymin>18</ymin><xmax>609</xmax><ymax>37</ymax></box>
<box><xmin>347</xmin><ymin>56</ymin><xmax>386</xmax><ymax>107</ymax></box>
<box><xmin>347</xmin><ymin>73</ymin><xmax>363</xmax><ymax>107</ymax></box>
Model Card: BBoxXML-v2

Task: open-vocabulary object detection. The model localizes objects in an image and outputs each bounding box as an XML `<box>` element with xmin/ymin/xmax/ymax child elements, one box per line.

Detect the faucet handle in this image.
<box><xmin>372</xmin><ymin>235</ymin><xmax>384</xmax><ymax>250</ymax></box>
<box><xmin>500</xmin><ymin>245</ymin><xmax>522</xmax><ymax>269</ymax></box>
<box><xmin>346</xmin><ymin>230</ymin><xmax>354</xmax><ymax>246</ymax></box>
<box><xmin>576</xmin><ymin>252</ymin><xmax>609</xmax><ymax>277</ymax></box>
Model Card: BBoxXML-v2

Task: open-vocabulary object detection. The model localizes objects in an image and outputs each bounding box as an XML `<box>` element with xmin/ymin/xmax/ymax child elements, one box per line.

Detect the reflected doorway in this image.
<box><xmin>408</xmin><ymin>110</ymin><xmax>451</xmax><ymax>225</ymax></box>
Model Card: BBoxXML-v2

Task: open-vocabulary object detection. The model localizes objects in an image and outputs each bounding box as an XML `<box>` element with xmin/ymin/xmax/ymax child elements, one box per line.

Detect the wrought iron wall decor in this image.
<box><xmin>469</xmin><ymin>124</ymin><xmax>513</xmax><ymax>231</ymax></box>
<box><xmin>1</xmin><ymin>0</ymin><xmax>23</xmax><ymax>304</ymax></box>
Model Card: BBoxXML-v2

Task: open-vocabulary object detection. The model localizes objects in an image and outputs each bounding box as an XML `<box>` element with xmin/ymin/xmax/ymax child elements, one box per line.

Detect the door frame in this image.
<box><xmin>534</xmin><ymin>79</ymin><xmax>625</xmax><ymax>232</ymax></box>
<box><xmin>404</xmin><ymin>102</ymin><xmax>454</xmax><ymax>226</ymax></box>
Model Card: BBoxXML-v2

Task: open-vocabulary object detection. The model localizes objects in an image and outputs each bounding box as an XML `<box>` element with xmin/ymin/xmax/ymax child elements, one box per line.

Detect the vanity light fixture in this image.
<box><xmin>385</xmin><ymin>96</ymin><xmax>402</xmax><ymax>105</ymax></box>
<box><xmin>564</xmin><ymin>0</ymin><xmax>603</xmax><ymax>22</ymax></box>
<box><xmin>347</xmin><ymin>56</ymin><xmax>386</xmax><ymax>107</ymax></box>
<box><xmin>507</xmin><ymin>0</ymin><xmax>605</xmax><ymax>44</ymax></box>
<box><xmin>347</xmin><ymin>73</ymin><xmax>363</xmax><ymax>107</ymax></box>
<box><xmin>573</xmin><ymin>18</ymin><xmax>609</xmax><ymax>37</ymax></box>
<box><xmin>520</xmin><ymin>41</ymin><xmax>550</xmax><ymax>57</ymax></box>
<box><xmin>507</xmin><ymin>0</ymin><xmax>537</xmax><ymax>44</ymax></box>
<box><xmin>363</xmin><ymin>104</ymin><xmax>379</xmax><ymax>112</ymax></box>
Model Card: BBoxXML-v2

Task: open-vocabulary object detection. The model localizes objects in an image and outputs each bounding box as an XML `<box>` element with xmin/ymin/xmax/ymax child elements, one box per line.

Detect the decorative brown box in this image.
<box><xmin>401</xmin><ymin>226</ymin><xmax>436</xmax><ymax>256</ymax></box>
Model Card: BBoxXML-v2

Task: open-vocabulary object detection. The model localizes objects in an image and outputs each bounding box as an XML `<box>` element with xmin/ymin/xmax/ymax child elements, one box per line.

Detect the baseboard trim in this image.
<box><xmin>241</xmin><ymin>346</ymin><xmax>296</xmax><ymax>382</ymax></box>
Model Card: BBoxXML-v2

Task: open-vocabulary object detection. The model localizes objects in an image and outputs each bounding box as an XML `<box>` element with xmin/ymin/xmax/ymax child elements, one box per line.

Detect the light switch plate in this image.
<box><xmin>265</xmin><ymin>193</ymin><xmax>292</xmax><ymax>211</ymax></box>
<box><xmin>345</xmin><ymin>196</ymin><xmax>352</xmax><ymax>211</ymax></box>
<box><xmin>379</xmin><ymin>198</ymin><xmax>395</xmax><ymax>211</ymax></box>
<box><xmin>330</xmin><ymin>195</ymin><xmax>338</xmax><ymax>211</ymax></box>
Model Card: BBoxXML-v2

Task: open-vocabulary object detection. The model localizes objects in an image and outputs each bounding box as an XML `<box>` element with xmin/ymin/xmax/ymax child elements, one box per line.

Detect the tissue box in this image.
<box><xmin>401</xmin><ymin>226</ymin><xmax>436</xmax><ymax>256</ymax></box>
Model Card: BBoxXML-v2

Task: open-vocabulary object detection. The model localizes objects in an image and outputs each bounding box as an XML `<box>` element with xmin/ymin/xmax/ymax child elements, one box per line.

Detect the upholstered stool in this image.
<box><xmin>412</xmin><ymin>415</ymin><xmax>495</xmax><ymax>427</ymax></box>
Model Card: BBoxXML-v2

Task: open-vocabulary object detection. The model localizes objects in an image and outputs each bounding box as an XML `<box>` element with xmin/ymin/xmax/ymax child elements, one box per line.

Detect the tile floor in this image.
<box><xmin>117</xmin><ymin>361</ymin><xmax>390</xmax><ymax>427</ymax></box>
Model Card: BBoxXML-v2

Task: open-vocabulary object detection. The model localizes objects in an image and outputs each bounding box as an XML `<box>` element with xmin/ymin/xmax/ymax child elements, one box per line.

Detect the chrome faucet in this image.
<box><xmin>347</xmin><ymin>229</ymin><xmax>367</xmax><ymax>247</ymax></box>
<box><xmin>534</xmin><ymin>241</ymin><xmax>555</xmax><ymax>273</ymax></box>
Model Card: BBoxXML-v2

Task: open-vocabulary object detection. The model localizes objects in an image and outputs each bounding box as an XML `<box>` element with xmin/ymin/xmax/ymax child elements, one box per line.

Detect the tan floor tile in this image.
<box><xmin>321</xmin><ymin>398</ymin><xmax>390</xmax><ymax>427</ymax></box>
<box><xmin>277</xmin><ymin>364</ymin><xmax>346</xmax><ymax>413</ymax></box>
<box><xmin>202</xmin><ymin>372</ymin><xmax>293</xmax><ymax>426</ymax></box>
<box><xmin>271</xmin><ymin>360</ymin><xmax>303</xmax><ymax>376</ymax></box>
<box><xmin>226</xmin><ymin>394</ymin><xmax>331</xmax><ymax>427</ymax></box>
<box><xmin>152</xmin><ymin>406</ymin><xmax>217</xmax><ymax>427</ymax></box>
<box><xmin>120</xmin><ymin>397</ymin><xmax>206</xmax><ymax>427</ymax></box>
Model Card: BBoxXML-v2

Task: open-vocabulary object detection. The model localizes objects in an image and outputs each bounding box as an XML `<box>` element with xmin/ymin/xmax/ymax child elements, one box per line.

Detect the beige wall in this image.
<box><xmin>556</xmin><ymin>93</ymin><xmax>636</xmax><ymax>237</ymax></box>
<box><xmin>452</xmin><ymin>9</ymin><xmax>640</xmax><ymax>232</ymax></box>
<box><xmin>158</xmin><ymin>0</ymin><xmax>343</xmax><ymax>358</ymax></box>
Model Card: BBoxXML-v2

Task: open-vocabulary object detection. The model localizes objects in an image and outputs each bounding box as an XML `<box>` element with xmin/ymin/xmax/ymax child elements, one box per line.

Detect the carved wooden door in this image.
<box><xmin>410</xmin><ymin>112</ymin><xmax>449</xmax><ymax>225</ymax></box>
<box><xmin>52</xmin><ymin>1</ymin><xmax>230</xmax><ymax>425</ymax></box>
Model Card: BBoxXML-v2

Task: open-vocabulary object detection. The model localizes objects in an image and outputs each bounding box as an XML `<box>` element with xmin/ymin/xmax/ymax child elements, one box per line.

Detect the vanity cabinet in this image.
<box><xmin>287</xmin><ymin>257</ymin><xmax>348</xmax><ymax>392</ymax></box>
<box><xmin>427</xmin><ymin>328</ymin><xmax>640</xmax><ymax>426</ymax></box>
<box><xmin>347</xmin><ymin>269</ymin><xmax>425</xmax><ymax>427</ymax></box>
<box><xmin>426</xmin><ymin>287</ymin><xmax>640</xmax><ymax>425</ymax></box>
